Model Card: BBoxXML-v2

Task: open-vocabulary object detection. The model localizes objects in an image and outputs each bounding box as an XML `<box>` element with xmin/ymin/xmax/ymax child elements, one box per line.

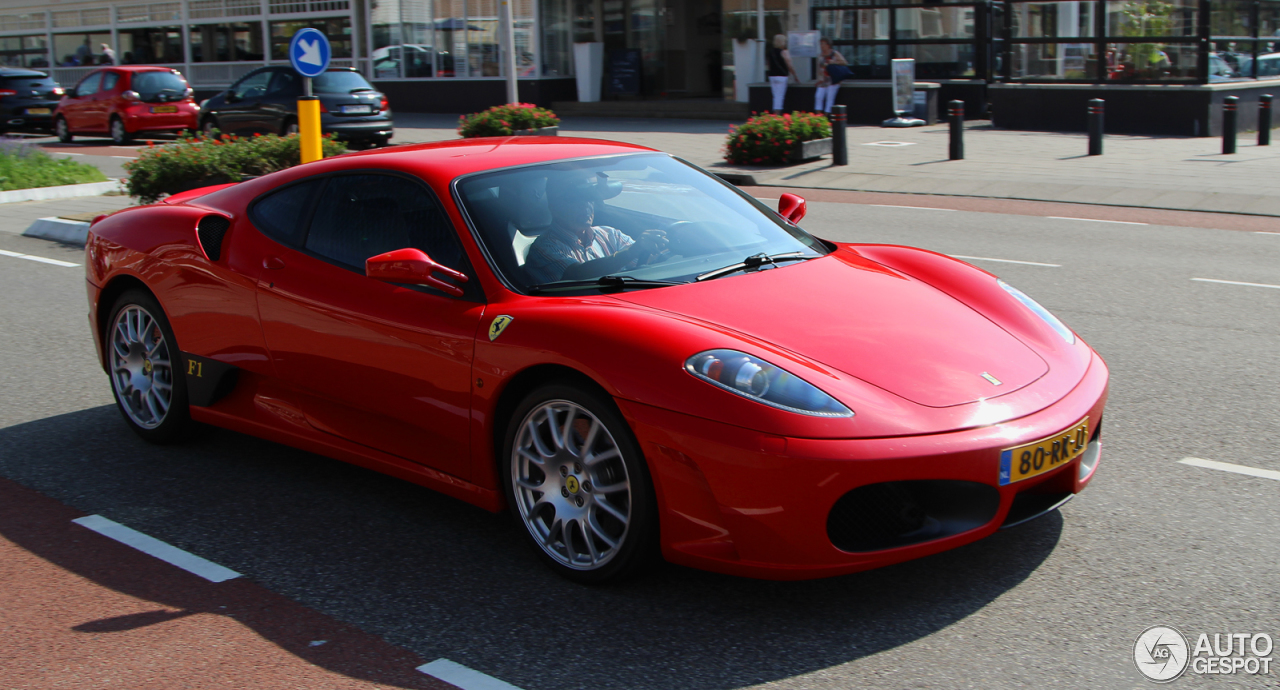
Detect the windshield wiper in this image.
<box><xmin>527</xmin><ymin>275</ymin><xmax>685</xmax><ymax>294</ymax></box>
<box><xmin>696</xmin><ymin>252</ymin><xmax>810</xmax><ymax>282</ymax></box>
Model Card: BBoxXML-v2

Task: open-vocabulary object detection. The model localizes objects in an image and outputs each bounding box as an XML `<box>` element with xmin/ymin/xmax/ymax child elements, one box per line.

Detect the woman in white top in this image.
<box><xmin>814</xmin><ymin>38</ymin><xmax>848</xmax><ymax>113</ymax></box>
<box><xmin>767</xmin><ymin>34</ymin><xmax>798</xmax><ymax>113</ymax></box>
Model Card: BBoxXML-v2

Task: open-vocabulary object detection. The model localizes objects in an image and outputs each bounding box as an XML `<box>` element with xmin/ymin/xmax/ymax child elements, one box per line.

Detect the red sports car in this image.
<box><xmin>85</xmin><ymin>138</ymin><xmax>1108</xmax><ymax>582</ymax></box>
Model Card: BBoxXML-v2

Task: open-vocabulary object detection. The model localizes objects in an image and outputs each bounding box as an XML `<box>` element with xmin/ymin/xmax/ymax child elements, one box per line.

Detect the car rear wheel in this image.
<box><xmin>106</xmin><ymin>289</ymin><xmax>192</xmax><ymax>443</ymax></box>
<box><xmin>55</xmin><ymin>116</ymin><xmax>73</xmax><ymax>143</ymax></box>
<box><xmin>110</xmin><ymin>116</ymin><xmax>132</xmax><ymax>144</ymax></box>
<box><xmin>502</xmin><ymin>383</ymin><xmax>658</xmax><ymax>583</ymax></box>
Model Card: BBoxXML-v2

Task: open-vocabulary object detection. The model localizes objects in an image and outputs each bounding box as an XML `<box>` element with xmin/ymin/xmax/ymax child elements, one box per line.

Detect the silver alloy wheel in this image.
<box><xmin>511</xmin><ymin>400</ymin><xmax>632</xmax><ymax>570</ymax></box>
<box><xmin>109</xmin><ymin>305</ymin><xmax>174</xmax><ymax>429</ymax></box>
<box><xmin>55</xmin><ymin>118</ymin><xmax>69</xmax><ymax>140</ymax></box>
<box><xmin>111</xmin><ymin>118</ymin><xmax>127</xmax><ymax>143</ymax></box>
<box><xmin>285</xmin><ymin>121</ymin><xmax>299</xmax><ymax>135</ymax></box>
<box><xmin>202</xmin><ymin>119</ymin><xmax>216</xmax><ymax>136</ymax></box>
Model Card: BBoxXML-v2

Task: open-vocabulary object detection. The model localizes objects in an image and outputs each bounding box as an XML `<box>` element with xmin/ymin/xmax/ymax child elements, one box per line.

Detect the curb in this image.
<box><xmin>23</xmin><ymin>217</ymin><xmax>90</xmax><ymax>246</ymax></box>
<box><xmin>0</xmin><ymin>180</ymin><xmax>122</xmax><ymax>205</ymax></box>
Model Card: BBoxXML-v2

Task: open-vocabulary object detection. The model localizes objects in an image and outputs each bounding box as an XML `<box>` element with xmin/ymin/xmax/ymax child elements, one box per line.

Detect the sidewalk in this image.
<box><xmin>394</xmin><ymin>114</ymin><xmax>1280</xmax><ymax>218</ymax></box>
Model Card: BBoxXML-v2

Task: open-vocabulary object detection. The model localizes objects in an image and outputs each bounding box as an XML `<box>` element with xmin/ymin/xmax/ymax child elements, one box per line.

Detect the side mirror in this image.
<box><xmin>366</xmin><ymin>248</ymin><xmax>469</xmax><ymax>297</ymax></box>
<box><xmin>224</xmin><ymin>90</ymin><xmax>239</xmax><ymax>103</ymax></box>
<box><xmin>122</xmin><ymin>90</ymin><xmax>140</xmax><ymax>101</ymax></box>
<box><xmin>778</xmin><ymin>193</ymin><xmax>807</xmax><ymax>224</ymax></box>
<box><xmin>65</xmin><ymin>87</ymin><xmax>77</xmax><ymax>98</ymax></box>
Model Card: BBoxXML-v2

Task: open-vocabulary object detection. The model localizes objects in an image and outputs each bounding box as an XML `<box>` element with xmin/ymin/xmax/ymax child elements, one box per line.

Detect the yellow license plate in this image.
<box><xmin>999</xmin><ymin>418</ymin><xmax>1089</xmax><ymax>485</ymax></box>
<box><xmin>26</xmin><ymin>107</ymin><xmax>50</xmax><ymax>115</ymax></box>
<box><xmin>151</xmin><ymin>105</ymin><xmax>178</xmax><ymax>113</ymax></box>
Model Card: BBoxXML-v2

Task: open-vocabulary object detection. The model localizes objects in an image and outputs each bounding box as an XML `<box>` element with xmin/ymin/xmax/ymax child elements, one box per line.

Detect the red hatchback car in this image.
<box><xmin>55</xmin><ymin>66</ymin><xmax>199</xmax><ymax>144</ymax></box>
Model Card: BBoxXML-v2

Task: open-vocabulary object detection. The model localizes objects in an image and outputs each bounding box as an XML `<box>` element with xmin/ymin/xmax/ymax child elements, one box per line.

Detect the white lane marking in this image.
<box><xmin>1046</xmin><ymin>216</ymin><xmax>1147</xmax><ymax>225</ymax></box>
<box><xmin>863</xmin><ymin>141</ymin><xmax>917</xmax><ymax>147</ymax></box>
<box><xmin>110</xmin><ymin>155</ymin><xmax>135</xmax><ymax>159</ymax></box>
<box><xmin>870</xmin><ymin>204</ymin><xmax>956</xmax><ymax>211</ymax></box>
<box><xmin>1192</xmin><ymin>277</ymin><xmax>1280</xmax><ymax>290</ymax></box>
<box><xmin>1255</xmin><ymin>231</ymin><xmax>1280</xmax><ymax>235</ymax></box>
<box><xmin>0</xmin><ymin>248</ymin><xmax>80</xmax><ymax>267</ymax></box>
<box><xmin>417</xmin><ymin>659</ymin><xmax>524</xmax><ymax>690</ymax></box>
<box><xmin>56</xmin><ymin>152</ymin><xmax>85</xmax><ymax>156</ymax></box>
<box><xmin>72</xmin><ymin>515</ymin><xmax>241</xmax><ymax>583</ymax></box>
<box><xmin>949</xmin><ymin>254</ymin><xmax>1061</xmax><ymax>267</ymax></box>
<box><xmin>1179</xmin><ymin>457</ymin><xmax>1280</xmax><ymax>482</ymax></box>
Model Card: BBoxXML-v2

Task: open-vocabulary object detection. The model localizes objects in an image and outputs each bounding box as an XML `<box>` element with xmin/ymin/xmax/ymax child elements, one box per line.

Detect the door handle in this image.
<box><xmin>263</xmin><ymin>256</ymin><xmax>285</xmax><ymax>270</ymax></box>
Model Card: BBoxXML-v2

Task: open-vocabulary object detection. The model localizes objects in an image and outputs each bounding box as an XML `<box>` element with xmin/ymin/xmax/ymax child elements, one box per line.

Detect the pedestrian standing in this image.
<box><xmin>767</xmin><ymin>34</ymin><xmax>798</xmax><ymax>114</ymax></box>
<box><xmin>100</xmin><ymin>43</ymin><xmax>117</xmax><ymax>65</ymax></box>
<box><xmin>814</xmin><ymin>38</ymin><xmax>849</xmax><ymax>114</ymax></box>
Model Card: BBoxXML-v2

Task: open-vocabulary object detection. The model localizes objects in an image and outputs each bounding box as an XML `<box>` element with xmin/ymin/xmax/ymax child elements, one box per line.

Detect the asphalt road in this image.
<box><xmin>0</xmin><ymin>197</ymin><xmax>1277</xmax><ymax>690</ymax></box>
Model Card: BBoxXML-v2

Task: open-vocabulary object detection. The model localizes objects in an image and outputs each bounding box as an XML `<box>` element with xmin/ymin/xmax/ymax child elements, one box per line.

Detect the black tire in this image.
<box><xmin>501</xmin><ymin>382</ymin><xmax>658</xmax><ymax>584</ymax></box>
<box><xmin>55</xmin><ymin>116</ymin><xmax>73</xmax><ymax>143</ymax></box>
<box><xmin>201</xmin><ymin>117</ymin><xmax>219</xmax><ymax>138</ymax></box>
<box><xmin>110</xmin><ymin>116</ymin><xmax>132</xmax><ymax>144</ymax></box>
<box><xmin>105</xmin><ymin>289</ymin><xmax>192</xmax><ymax>444</ymax></box>
<box><xmin>281</xmin><ymin>118</ymin><xmax>298</xmax><ymax>136</ymax></box>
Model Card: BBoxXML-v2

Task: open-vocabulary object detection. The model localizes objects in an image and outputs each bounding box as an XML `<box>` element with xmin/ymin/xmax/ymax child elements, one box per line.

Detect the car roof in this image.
<box><xmin>0</xmin><ymin>68</ymin><xmax>49</xmax><ymax>78</ymax></box>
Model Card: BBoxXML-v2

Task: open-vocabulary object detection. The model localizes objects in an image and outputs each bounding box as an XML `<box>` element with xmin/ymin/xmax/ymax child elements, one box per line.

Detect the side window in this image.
<box><xmin>100</xmin><ymin>71</ymin><xmax>118</xmax><ymax>92</ymax></box>
<box><xmin>267</xmin><ymin>70</ymin><xmax>297</xmax><ymax>96</ymax></box>
<box><xmin>249</xmin><ymin>178</ymin><xmax>321</xmax><ymax>246</ymax></box>
<box><xmin>304</xmin><ymin>174</ymin><xmax>467</xmax><ymax>286</ymax></box>
<box><xmin>231</xmin><ymin>70</ymin><xmax>272</xmax><ymax>100</ymax></box>
<box><xmin>75</xmin><ymin>72</ymin><xmax>102</xmax><ymax>96</ymax></box>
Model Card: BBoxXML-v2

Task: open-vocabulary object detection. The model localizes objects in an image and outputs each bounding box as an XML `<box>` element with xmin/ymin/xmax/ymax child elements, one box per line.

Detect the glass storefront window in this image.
<box><xmin>1106</xmin><ymin>0</ymin><xmax>1197</xmax><ymax>38</ymax></box>
<box><xmin>189</xmin><ymin>22</ymin><xmax>264</xmax><ymax>62</ymax></box>
<box><xmin>846</xmin><ymin>43</ymin><xmax>890</xmax><ymax>78</ymax></box>
<box><xmin>53</xmin><ymin>33</ymin><xmax>111</xmax><ymax>67</ymax></box>
<box><xmin>0</xmin><ymin>35</ymin><xmax>49</xmax><ymax>68</ymax></box>
<box><xmin>1210</xmin><ymin>0</ymin><xmax>1252</xmax><ymax>37</ymax></box>
<box><xmin>1011</xmin><ymin>1</ymin><xmax>1096</xmax><ymax>39</ymax></box>
<box><xmin>897</xmin><ymin>42</ymin><xmax>976</xmax><ymax>76</ymax></box>
<box><xmin>816</xmin><ymin>10</ymin><xmax>890</xmax><ymax>41</ymax></box>
<box><xmin>1260</xmin><ymin>1</ymin><xmax>1280</xmax><ymax>37</ymax></box>
<box><xmin>118</xmin><ymin>26</ymin><xmax>184</xmax><ymax>63</ymax></box>
<box><xmin>1105</xmin><ymin>41</ymin><xmax>1197</xmax><ymax>78</ymax></box>
<box><xmin>895</xmin><ymin>7</ymin><xmax>974</xmax><ymax>39</ymax></box>
<box><xmin>1210</xmin><ymin>39</ymin><xmax>1257</xmax><ymax>78</ymax></box>
<box><xmin>1010</xmin><ymin>41</ymin><xmax>1097</xmax><ymax>78</ymax></box>
<box><xmin>271</xmin><ymin>18</ymin><xmax>352</xmax><ymax>60</ymax></box>
<box><xmin>541</xmin><ymin>0</ymin><xmax>573</xmax><ymax>77</ymax></box>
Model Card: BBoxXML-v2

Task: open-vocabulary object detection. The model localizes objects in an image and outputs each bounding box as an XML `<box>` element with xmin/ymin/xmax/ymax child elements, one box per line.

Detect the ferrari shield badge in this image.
<box><xmin>488</xmin><ymin>315</ymin><xmax>514</xmax><ymax>341</ymax></box>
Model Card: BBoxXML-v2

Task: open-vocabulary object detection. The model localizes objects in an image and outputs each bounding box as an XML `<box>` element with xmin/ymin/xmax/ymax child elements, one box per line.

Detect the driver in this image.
<box><xmin>524</xmin><ymin>183</ymin><xmax>668</xmax><ymax>284</ymax></box>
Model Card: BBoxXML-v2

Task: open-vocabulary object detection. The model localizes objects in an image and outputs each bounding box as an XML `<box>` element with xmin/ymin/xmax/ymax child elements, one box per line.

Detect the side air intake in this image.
<box><xmin>196</xmin><ymin>215</ymin><xmax>231</xmax><ymax>261</ymax></box>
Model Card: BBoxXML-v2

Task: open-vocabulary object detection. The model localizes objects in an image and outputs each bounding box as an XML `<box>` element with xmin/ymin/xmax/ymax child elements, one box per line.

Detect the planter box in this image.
<box><xmin>512</xmin><ymin>125</ymin><xmax>559</xmax><ymax>136</ymax></box>
<box><xmin>789</xmin><ymin>137</ymin><xmax>833</xmax><ymax>162</ymax></box>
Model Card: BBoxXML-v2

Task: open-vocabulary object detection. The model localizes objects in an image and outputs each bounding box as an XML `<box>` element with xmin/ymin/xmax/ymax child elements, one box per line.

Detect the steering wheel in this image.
<box><xmin>664</xmin><ymin>220</ymin><xmax>737</xmax><ymax>256</ymax></box>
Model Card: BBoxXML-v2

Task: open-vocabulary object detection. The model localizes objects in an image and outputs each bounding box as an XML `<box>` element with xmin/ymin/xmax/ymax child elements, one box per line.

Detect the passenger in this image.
<box><xmin>524</xmin><ymin>184</ymin><xmax>667</xmax><ymax>284</ymax></box>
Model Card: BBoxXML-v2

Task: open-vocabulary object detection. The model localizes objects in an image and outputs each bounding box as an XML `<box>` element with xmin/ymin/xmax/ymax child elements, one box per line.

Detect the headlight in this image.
<box><xmin>998</xmin><ymin>280</ymin><xmax>1075</xmax><ymax>344</ymax></box>
<box><xmin>685</xmin><ymin>349</ymin><xmax>853</xmax><ymax>417</ymax></box>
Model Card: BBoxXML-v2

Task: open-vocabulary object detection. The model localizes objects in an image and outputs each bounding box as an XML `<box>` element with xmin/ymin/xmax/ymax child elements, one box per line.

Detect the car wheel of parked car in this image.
<box><xmin>282</xmin><ymin>118</ymin><xmax>298</xmax><ymax>136</ymax></box>
<box><xmin>502</xmin><ymin>382</ymin><xmax>658</xmax><ymax>584</ymax></box>
<box><xmin>106</xmin><ymin>289</ymin><xmax>192</xmax><ymax>444</ymax></box>
<box><xmin>110</xmin><ymin>116</ymin><xmax>132</xmax><ymax>145</ymax></box>
<box><xmin>201</xmin><ymin>117</ymin><xmax>219</xmax><ymax>138</ymax></box>
<box><xmin>55</xmin><ymin>116</ymin><xmax>73</xmax><ymax>143</ymax></box>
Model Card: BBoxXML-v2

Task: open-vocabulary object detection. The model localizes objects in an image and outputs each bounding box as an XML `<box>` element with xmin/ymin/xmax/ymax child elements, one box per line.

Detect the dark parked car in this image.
<box><xmin>199</xmin><ymin>67</ymin><xmax>393</xmax><ymax>147</ymax></box>
<box><xmin>0</xmin><ymin>67</ymin><xmax>64</xmax><ymax>134</ymax></box>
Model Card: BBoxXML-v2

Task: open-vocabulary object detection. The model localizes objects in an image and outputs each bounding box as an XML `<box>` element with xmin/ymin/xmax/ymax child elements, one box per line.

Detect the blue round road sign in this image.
<box><xmin>289</xmin><ymin>28</ymin><xmax>331</xmax><ymax>78</ymax></box>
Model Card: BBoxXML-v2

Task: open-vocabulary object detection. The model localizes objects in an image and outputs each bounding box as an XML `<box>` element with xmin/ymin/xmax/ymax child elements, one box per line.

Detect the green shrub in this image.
<box><xmin>0</xmin><ymin>139</ymin><xmax>107</xmax><ymax>191</ymax></box>
<box><xmin>724</xmin><ymin>111</ymin><xmax>832</xmax><ymax>166</ymax></box>
<box><xmin>458</xmin><ymin>103</ymin><xmax>559</xmax><ymax>138</ymax></box>
<box><xmin>123</xmin><ymin>131</ymin><xmax>347</xmax><ymax>204</ymax></box>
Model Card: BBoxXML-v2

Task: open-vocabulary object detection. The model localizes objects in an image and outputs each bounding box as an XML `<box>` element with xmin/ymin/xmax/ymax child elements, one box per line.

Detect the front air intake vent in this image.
<box><xmin>827</xmin><ymin>480</ymin><xmax>1000</xmax><ymax>552</ymax></box>
<box><xmin>197</xmin><ymin>215</ymin><xmax>231</xmax><ymax>261</ymax></box>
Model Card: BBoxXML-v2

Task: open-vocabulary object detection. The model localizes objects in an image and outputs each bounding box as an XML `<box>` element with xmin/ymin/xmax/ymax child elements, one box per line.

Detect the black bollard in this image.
<box><xmin>1223</xmin><ymin>96</ymin><xmax>1238</xmax><ymax>155</ymax></box>
<box><xmin>948</xmin><ymin>100</ymin><xmax>964</xmax><ymax>160</ymax></box>
<box><xmin>1260</xmin><ymin>95</ymin><xmax>1272</xmax><ymax>147</ymax></box>
<box><xmin>1087</xmin><ymin>99</ymin><xmax>1104</xmax><ymax>156</ymax></box>
<box><xmin>831</xmin><ymin>104</ymin><xmax>848</xmax><ymax>166</ymax></box>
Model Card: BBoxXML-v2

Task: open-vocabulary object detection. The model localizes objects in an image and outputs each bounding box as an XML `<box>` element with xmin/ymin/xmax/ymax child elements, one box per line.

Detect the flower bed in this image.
<box><xmin>124</xmin><ymin>132</ymin><xmax>347</xmax><ymax>204</ymax></box>
<box><xmin>0</xmin><ymin>138</ymin><xmax>107</xmax><ymax>191</ymax></box>
<box><xmin>458</xmin><ymin>103</ymin><xmax>560</xmax><ymax>138</ymax></box>
<box><xmin>724</xmin><ymin>111</ymin><xmax>833</xmax><ymax>166</ymax></box>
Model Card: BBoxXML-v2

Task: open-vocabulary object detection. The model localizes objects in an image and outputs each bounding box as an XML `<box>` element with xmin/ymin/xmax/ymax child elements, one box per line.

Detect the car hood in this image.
<box><xmin>612</xmin><ymin>252</ymin><xmax>1049</xmax><ymax>408</ymax></box>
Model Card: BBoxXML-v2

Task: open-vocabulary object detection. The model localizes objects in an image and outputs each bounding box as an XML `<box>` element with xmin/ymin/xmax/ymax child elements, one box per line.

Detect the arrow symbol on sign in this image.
<box><xmin>298</xmin><ymin>38</ymin><xmax>322</xmax><ymax>66</ymax></box>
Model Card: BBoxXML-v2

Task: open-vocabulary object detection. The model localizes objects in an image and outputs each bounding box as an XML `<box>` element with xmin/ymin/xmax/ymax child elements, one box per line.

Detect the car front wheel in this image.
<box><xmin>106</xmin><ymin>289</ymin><xmax>191</xmax><ymax>443</ymax></box>
<box><xmin>502</xmin><ymin>383</ymin><xmax>658</xmax><ymax>583</ymax></box>
<box><xmin>55</xmin><ymin>116</ymin><xmax>73</xmax><ymax>143</ymax></box>
<box><xmin>201</xmin><ymin>117</ymin><xmax>218</xmax><ymax>138</ymax></box>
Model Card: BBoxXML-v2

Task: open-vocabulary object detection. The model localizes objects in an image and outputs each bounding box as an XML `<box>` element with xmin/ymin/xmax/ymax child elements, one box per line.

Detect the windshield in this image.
<box><xmin>131</xmin><ymin>71</ymin><xmax>189</xmax><ymax>100</ymax></box>
<box><xmin>314</xmin><ymin>70</ymin><xmax>374</xmax><ymax>94</ymax></box>
<box><xmin>457</xmin><ymin>154</ymin><xmax>828</xmax><ymax>293</ymax></box>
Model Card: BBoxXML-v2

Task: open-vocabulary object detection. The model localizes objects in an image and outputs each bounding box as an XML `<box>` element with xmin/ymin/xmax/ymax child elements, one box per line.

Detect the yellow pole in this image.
<box><xmin>298</xmin><ymin>95</ymin><xmax>322</xmax><ymax>164</ymax></box>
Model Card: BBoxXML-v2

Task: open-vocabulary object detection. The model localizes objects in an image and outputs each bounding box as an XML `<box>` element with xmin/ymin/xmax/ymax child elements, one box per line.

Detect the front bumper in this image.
<box><xmin>620</xmin><ymin>352</ymin><xmax>1109</xmax><ymax>580</ymax></box>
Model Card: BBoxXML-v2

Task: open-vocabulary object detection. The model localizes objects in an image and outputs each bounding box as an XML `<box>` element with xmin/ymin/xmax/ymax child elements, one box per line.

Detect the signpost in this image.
<box><xmin>882</xmin><ymin>58</ymin><xmax>925</xmax><ymax>128</ymax></box>
<box><xmin>288</xmin><ymin>28</ymin><xmax>330</xmax><ymax>163</ymax></box>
